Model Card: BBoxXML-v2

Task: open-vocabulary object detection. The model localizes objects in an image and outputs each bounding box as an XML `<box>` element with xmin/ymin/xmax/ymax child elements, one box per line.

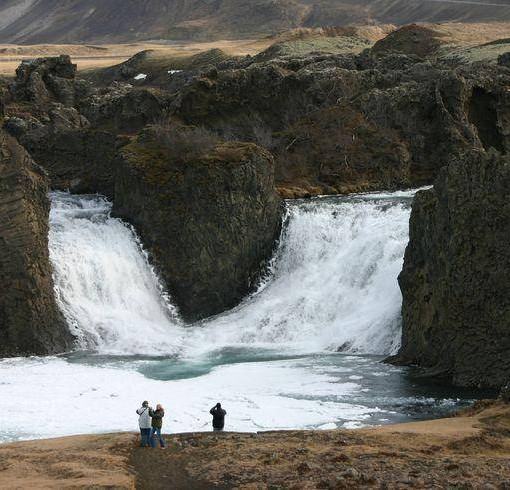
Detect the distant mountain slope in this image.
<box><xmin>0</xmin><ymin>0</ymin><xmax>509</xmax><ymax>43</ymax></box>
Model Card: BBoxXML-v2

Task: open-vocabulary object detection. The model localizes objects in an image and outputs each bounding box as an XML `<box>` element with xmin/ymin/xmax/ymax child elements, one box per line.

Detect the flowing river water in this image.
<box><xmin>0</xmin><ymin>190</ymin><xmax>486</xmax><ymax>443</ymax></box>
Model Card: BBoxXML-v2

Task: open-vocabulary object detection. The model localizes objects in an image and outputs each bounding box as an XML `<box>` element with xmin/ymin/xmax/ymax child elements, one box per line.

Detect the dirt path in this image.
<box><xmin>131</xmin><ymin>442</ymin><xmax>223</xmax><ymax>490</ymax></box>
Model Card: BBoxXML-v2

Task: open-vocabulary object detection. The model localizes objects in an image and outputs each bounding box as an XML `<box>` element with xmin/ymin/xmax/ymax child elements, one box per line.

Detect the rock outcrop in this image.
<box><xmin>4</xmin><ymin>36</ymin><xmax>510</xmax><ymax>199</ymax></box>
<box><xmin>0</xmin><ymin>130</ymin><xmax>73</xmax><ymax>356</ymax></box>
<box><xmin>392</xmin><ymin>150</ymin><xmax>510</xmax><ymax>389</ymax></box>
<box><xmin>21</xmin><ymin>127</ymin><xmax>127</xmax><ymax>199</ymax></box>
<box><xmin>10</xmin><ymin>55</ymin><xmax>90</xmax><ymax>108</ymax></box>
<box><xmin>172</xmin><ymin>46</ymin><xmax>510</xmax><ymax>196</ymax></box>
<box><xmin>113</xmin><ymin>130</ymin><xmax>282</xmax><ymax>321</ymax></box>
<box><xmin>79</xmin><ymin>84</ymin><xmax>169</xmax><ymax>133</ymax></box>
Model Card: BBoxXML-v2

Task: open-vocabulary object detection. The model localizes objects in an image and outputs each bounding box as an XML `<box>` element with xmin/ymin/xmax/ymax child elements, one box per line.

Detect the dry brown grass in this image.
<box><xmin>0</xmin><ymin>433</ymin><xmax>136</xmax><ymax>489</ymax></box>
<box><xmin>0</xmin><ymin>38</ymin><xmax>273</xmax><ymax>76</ymax></box>
<box><xmin>150</xmin><ymin>119</ymin><xmax>219</xmax><ymax>162</ymax></box>
<box><xmin>431</xmin><ymin>21</ymin><xmax>510</xmax><ymax>46</ymax></box>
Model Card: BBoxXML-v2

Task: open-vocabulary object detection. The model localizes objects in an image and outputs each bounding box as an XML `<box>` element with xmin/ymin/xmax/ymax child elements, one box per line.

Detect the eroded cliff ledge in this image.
<box><xmin>112</xmin><ymin>128</ymin><xmax>282</xmax><ymax>321</ymax></box>
<box><xmin>0</xmin><ymin>130</ymin><xmax>73</xmax><ymax>356</ymax></box>
<box><xmin>391</xmin><ymin>150</ymin><xmax>510</xmax><ymax>389</ymax></box>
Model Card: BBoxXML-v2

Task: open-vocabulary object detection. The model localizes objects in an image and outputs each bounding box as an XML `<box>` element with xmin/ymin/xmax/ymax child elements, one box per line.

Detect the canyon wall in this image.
<box><xmin>392</xmin><ymin>150</ymin><xmax>510</xmax><ymax>388</ymax></box>
<box><xmin>0</xmin><ymin>129</ymin><xmax>73</xmax><ymax>356</ymax></box>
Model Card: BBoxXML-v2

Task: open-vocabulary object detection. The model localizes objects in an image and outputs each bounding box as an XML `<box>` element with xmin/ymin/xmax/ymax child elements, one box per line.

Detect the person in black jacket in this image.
<box><xmin>209</xmin><ymin>403</ymin><xmax>227</xmax><ymax>431</ymax></box>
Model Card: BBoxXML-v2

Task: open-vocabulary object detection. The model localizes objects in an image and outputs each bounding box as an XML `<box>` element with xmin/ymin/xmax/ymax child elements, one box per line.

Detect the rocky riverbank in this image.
<box><xmin>0</xmin><ymin>401</ymin><xmax>509</xmax><ymax>489</ymax></box>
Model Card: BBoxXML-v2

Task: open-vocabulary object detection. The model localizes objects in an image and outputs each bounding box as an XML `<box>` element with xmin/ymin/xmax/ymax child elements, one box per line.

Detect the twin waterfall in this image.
<box><xmin>49</xmin><ymin>191</ymin><xmax>413</xmax><ymax>357</ymax></box>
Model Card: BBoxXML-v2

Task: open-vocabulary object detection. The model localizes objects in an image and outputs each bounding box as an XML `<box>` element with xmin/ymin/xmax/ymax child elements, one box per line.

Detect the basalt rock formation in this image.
<box><xmin>4</xmin><ymin>56</ymin><xmax>125</xmax><ymax>197</ymax></box>
<box><xmin>10</xmin><ymin>55</ymin><xmax>90</xmax><ymax>108</ymax></box>
<box><xmin>21</xmin><ymin>127</ymin><xmax>126</xmax><ymax>198</ymax></box>
<box><xmin>172</xmin><ymin>41</ymin><xmax>510</xmax><ymax>196</ymax></box>
<box><xmin>0</xmin><ymin>129</ymin><xmax>73</xmax><ymax>356</ymax></box>
<box><xmin>4</xmin><ymin>28</ymin><xmax>510</xmax><ymax>199</ymax></box>
<box><xmin>391</xmin><ymin>150</ymin><xmax>510</xmax><ymax>389</ymax></box>
<box><xmin>113</xmin><ymin>128</ymin><xmax>282</xmax><ymax>321</ymax></box>
<box><xmin>79</xmin><ymin>84</ymin><xmax>170</xmax><ymax>133</ymax></box>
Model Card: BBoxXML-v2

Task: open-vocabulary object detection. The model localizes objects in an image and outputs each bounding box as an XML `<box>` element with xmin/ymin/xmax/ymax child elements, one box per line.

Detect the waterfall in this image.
<box><xmin>193</xmin><ymin>192</ymin><xmax>412</xmax><ymax>356</ymax></box>
<box><xmin>49</xmin><ymin>192</ymin><xmax>183</xmax><ymax>355</ymax></box>
<box><xmin>48</xmin><ymin>191</ymin><xmax>413</xmax><ymax>357</ymax></box>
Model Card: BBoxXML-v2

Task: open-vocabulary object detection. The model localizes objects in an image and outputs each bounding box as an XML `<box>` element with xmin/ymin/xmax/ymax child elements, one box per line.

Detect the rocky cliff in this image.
<box><xmin>4</xmin><ymin>28</ymin><xmax>510</xmax><ymax>200</ymax></box>
<box><xmin>172</xmin><ymin>37</ymin><xmax>510</xmax><ymax>196</ymax></box>
<box><xmin>113</xmin><ymin>129</ymin><xmax>282</xmax><ymax>321</ymax></box>
<box><xmin>0</xmin><ymin>130</ymin><xmax>73</xmax><ymax>356</ymax></box>
<box><xmin>392</xmin><ymin>150</ymin><xmax>510</xmax><ymax>389</ymax></box>
<box><xmin>5</xmin><ymin>56</ymin><xmax>124</xmax><ymax>197</ymax></box>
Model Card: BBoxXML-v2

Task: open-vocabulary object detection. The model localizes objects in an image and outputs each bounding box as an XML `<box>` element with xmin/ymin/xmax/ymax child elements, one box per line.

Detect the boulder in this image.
<box><xmin>391</xmin><ymin>150</ymin><xmax>510</xmax><ymax>388</ymax></box>
<box><xmin>498</xmin><ymin>52</ymin><xmax>510</xmax><ymax>67</ymax></box>
<box><xmin>0</xmin><ymin>130</ymin><xmax>73</xmax><ymax>356</ymax></box>
<box><xmin>113</xmin><ymin>130</ymin><xmax>282</xmax><ymax>321</ymax></box>
<box><xmin>370</xmin><ymin>24</ymin><xmax>446</xmax><ymax>58</ymax></box>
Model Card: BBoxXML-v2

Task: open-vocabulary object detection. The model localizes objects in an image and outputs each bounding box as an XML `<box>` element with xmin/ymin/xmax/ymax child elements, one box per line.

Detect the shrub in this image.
<box><xmin>150</xmin><ymin>117</ymin><xmax>218</xmax><ymax>162</ymax></box>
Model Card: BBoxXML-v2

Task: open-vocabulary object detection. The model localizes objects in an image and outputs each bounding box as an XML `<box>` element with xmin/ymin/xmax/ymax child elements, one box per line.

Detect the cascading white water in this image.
<box><xmin>191</xmin><ymin>192</ymin><xmax>412</xmax><ymax>356</ymax></box>
<box><xmin>48</xmin><ymin>190</ymin><xmax>413</xmax><ymax>357</ymax></box>
<box><xmin>49</xmin><ymin>192</ymin><xmax>183</xmax><ymax>355</ymax></box>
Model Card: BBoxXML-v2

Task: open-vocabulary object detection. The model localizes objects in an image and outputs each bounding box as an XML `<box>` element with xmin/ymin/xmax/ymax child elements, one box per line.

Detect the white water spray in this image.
<box><xmin>192</xmin><ymin>194</ymin><xmax>411</xmax><ymax>355</ymax></box>
<box><xmin>49</xmin><ymin>192</ymin><xmax>183</xmax><ymax>355</ymax></box>
<box><xmin>48</xmin><ymin>191</ymin><xmax>413</xmax><ymax>357</ymax></box>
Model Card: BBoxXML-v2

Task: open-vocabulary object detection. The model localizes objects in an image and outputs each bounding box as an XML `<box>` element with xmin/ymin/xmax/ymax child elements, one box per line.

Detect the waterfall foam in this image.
<box><xmin>48</xmin><ymin>190</ymin><xmax>413</xmax><ymax>357</ymax></box>
<box><xmin>49</xmin><ymin>192</ymin><xmax>183</xmax><ymax>355</ymax></box>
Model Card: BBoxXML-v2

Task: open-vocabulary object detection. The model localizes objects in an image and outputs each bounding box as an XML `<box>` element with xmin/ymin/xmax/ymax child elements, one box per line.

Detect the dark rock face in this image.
<box><xmin>393</xmin><ymin>150</ymin><xmax>510</xmax><ymax>388</ymax></box>
<box><xmin>79</xmin><ymin>85</ymin><xmax>169</xmax><ymax>133</ymax></box>
<box><xmin>21</xmin><ymin>128</ymin><xmax>126</xmax><ymax>199</ymax></box>
<box><xmin>371</xmin><ymin>24</ymin><xmax>445</xmax><ymax>58</ymax></box>
<box><xmin>173</xmin><ymin>51</ymin><xmax>510</xmax><ymax>196</ymax></box>
<box><xmin>10</xmin><ymin>55</ymin><xmax>90</xmax><ymax>108</ymax></box>
<box><xmin>5</xmin><ymin>48</ymin><xmax>510</xmax><ymax>199</ymax></box>
<box><xmin>0</xmin><ymin>130</ymin><xmax>73</xmax><ymax>356</ymax></box>
<box><xmin>498</xmin><ymin>52</ymin><xmax>510</xmax><ymax>67</ymax></box>
<box><xmin>113</xmin><ymin>134</ymin><xmax>282</xmax><ymax>321</ymax></box>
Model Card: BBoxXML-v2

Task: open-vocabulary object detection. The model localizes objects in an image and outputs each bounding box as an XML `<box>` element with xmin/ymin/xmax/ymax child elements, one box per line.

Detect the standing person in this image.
<box><xmin>149</xmin><ymin>404</ymin><xmax>166</xmax><ymax>449</ymax></box>
<box><xmin>136</xmin><ymin>401</ymin><xmax>152</xmax><ymax>447</ymax></box>
<box><xmin>210</xmin><ymin>403</ymin><xmax>227</xmax><ymax>432</ymax></box>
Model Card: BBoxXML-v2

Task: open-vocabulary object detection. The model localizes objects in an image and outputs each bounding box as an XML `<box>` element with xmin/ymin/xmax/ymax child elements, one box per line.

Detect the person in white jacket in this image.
<box><xmin>136</xmin><ymin>401</ymin><xmax>152</xmax><ymax>447</ymax></box>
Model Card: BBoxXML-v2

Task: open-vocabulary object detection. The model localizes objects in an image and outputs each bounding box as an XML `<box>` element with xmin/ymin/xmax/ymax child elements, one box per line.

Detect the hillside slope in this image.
<box><xmin>0</xmin><ymin>0</ymin><xmax>510</xmax><ymax>43</ymax></box>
